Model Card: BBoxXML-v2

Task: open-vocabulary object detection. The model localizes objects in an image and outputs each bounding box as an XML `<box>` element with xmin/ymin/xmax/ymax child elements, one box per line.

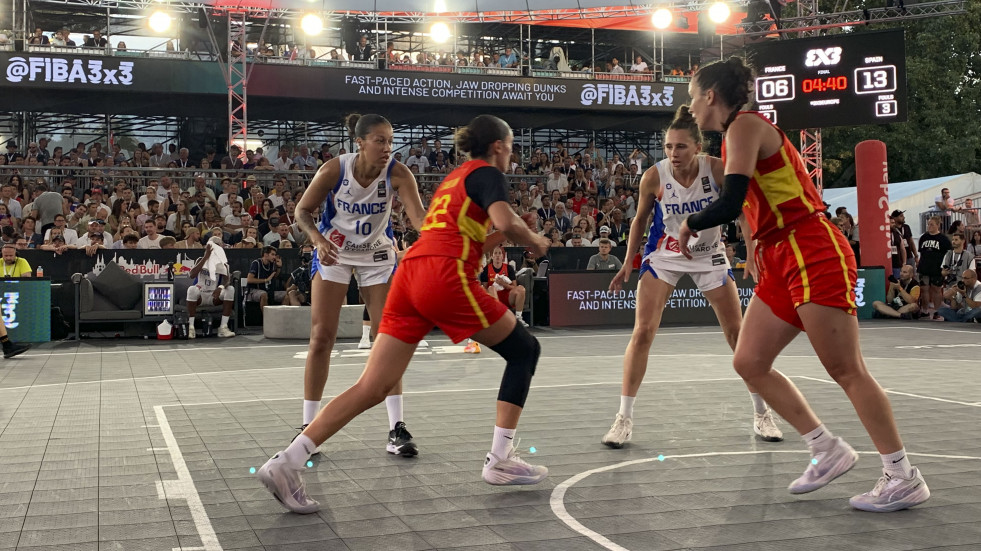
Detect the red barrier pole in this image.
<box><xmin>854</xmin><ymin>140</ymin><xmax>891</xmax><ymax>270</ymax></box>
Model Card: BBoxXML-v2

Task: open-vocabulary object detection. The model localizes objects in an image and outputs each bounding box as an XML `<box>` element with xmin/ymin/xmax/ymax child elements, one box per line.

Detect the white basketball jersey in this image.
<box><xmin>644</xmin><ymin>156</ymin><xmax>725</xmax><ymax>261</ymax></box>
<box><xmin>318</xmin><ymin>153</ymin><xmax>396</xmax><ymax>266</ymax></box>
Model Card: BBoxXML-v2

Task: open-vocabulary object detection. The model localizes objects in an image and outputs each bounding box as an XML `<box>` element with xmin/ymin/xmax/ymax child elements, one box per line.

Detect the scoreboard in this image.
<box><xmin>746</xmin><ymin>29</ymin><xmax>907</xmax><ymax>129</ymax></box>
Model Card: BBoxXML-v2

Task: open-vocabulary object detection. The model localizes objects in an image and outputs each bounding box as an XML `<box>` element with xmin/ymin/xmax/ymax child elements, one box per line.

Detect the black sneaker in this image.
<box><xmin>387</xmin><ymin>421</ymin><xmax>418</xmax><ymax>457</ymax></box>
<box><xmin>3</xmin><ymin>343</ymin><xmax>30</xmax><ymax>359</ymax></box>
<box><xmin>291</xmin><ymin>424</ymin><xmax>321</xmax><ymax>456</ymax></box>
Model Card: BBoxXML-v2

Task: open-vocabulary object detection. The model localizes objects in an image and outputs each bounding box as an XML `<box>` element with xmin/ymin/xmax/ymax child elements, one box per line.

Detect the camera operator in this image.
<box><xmin>937</xmin><ymin>269</ymin><xmax>981</xmax><ymax>322</ymax></box>
<box><xmin>872</xmin><ymin>265</ymin><xmax>920</xmax><ymax>319</ymax></box>
<box><xmin>284</xmin><ymin>243</ymin><xmax>314</xmax><ymax>306</ymax></box>
<box><xmin>940</xmin><ymin>232</ymin><xmax>974</xmax><ymax>287</ymax></box>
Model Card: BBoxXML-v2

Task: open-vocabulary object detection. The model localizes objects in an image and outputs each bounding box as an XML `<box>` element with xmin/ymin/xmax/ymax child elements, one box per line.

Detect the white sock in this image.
<box><xmin>802</xmin><ymin>424</ymin><xmax>835</xmax><ymax>452</ymax></box>
<box><xmin>284</xmin><ymin>434</ymin><xmax>315</xmax><ymax>469</ymax></box>
<box><xmin>881</xmin><ymin>448</ymin><xmax>914</xmax><ymax>478</ymax></box>
<box><xmin>302</xmin><ymin>400</ymin><xmax>321</xmax><ymax>426</ymax></box>
<box><xmin>188</xmin><ymin>316</ymin><xmax>195</xmax><ymax>328</ymax></box>
<box><xmin>618</xmin><ymin>395</ymin><xmax>635</xmax><ymax>419</ymax></box>
<box><xmin>220</xmin><ymin>315</ymin><xmax>229</xmax><ymax>329</ymax></box>
<box><xmin>515</xmin><ymin>310</ymin><xmax>523</xmax><ymax>319</ymax></box>
<box><xmin>385</xmin><ymin>395</ymin><xmax>403</xmax><ymax>430</ymax></box>
<box><xmin>361</xmin><ymin>325</ymin><xmax>371</xmax><ymax>339</ymax></box>
<box><xmin>750</xmin><ymin>393</ymin><xmax>768</xmax><ymax>415</ymax></box>
<box><xmin>491</xmin><ymin>426</ymin><xmax>516</xmax><ymax>458</ymax></box>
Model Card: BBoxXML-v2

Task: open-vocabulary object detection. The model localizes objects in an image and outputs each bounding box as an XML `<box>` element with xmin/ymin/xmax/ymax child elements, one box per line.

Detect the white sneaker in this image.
<box><xmin>482</xmin><ymin>447</ymin><xmax>548</xmax><ymax>485</ymax></box>
<box><xmin>217</xmin><ymin>326</ymin><xmax>235</xmax><ymax>338</ymax></box>
<box><xmin>850</xmin><ymin>467</ymin><xmax>930</xmax><ymax>512</ymax></box>
<box><xmin>601</xmin><ymin>414</ymin><xmax>633</xmax><ymax>449</ymax></box>
<box><xmin>256</xmin><ymin>453</ymin><xmax>320</xmax><ymax>514</ymax></box>
<box><xmin>754</xmin><ymin>410</ymin><xmax>784</xmax><ymax>442</ymax></box>
<box><xmin>187</xmin><ymin>326</ymin><xmax>195</xmax><ymax>339</ymax></box>
<box><xmin>515</xmin><ymin>312</ymin><xmax>529</xmax><ymax>327</ymax></box>
<box><xmin>358</xmin><ymin>336</ymin><xmax>371</xmax><ymax>349</ymax></box>
<box><xmin>789</xmin><ymin>437</ymin><xmax>859</xmax><ymax>494</ymax></box>
<box><xmin>418</xmin><ymin>339</ymin><xmax>429</xmax><ymax>348</ymax></box>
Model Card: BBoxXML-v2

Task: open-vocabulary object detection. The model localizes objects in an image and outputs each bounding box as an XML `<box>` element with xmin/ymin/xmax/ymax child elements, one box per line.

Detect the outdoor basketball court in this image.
<box><xmin>0</xmin><ymin>322</ymin><xmax>978</xmax><ymax>550</ymax></box>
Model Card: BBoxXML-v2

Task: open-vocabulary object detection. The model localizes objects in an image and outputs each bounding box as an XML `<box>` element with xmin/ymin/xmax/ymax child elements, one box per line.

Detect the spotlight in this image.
<box><xmin>430</xmin><ymin>21</ymin><xmax>451</xmax><ymax>43</ymax></box>
<box><xmin>651</xmin><ymin>8</ymin><xmax>673</xmax><ymax>29</ymax></box>
<box><xmin>148</xmin><ymin>11</ymin><xmax>171</xmax><ymax>33</ymax></box>
<box><xmin>301</xmin><ymin>13</ymin><xmax>323</xmax><ymax>36</ymax></box>
<box><xmin>434</xmin><ymin>0</ymin><xmax>447</xmax><ymax>14</ymax></box>
<box><xmin>708</xmin><ymin>2</ymin><xmax>731</xmax><ymax>23</ymax></box>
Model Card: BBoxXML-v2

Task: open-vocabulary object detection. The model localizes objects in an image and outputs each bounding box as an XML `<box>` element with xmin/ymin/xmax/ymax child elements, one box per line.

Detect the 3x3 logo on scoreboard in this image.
<box><xmin>745</xmin><ymin>29</ymin><xmax>907</xmax><ymax>129</ymax></box>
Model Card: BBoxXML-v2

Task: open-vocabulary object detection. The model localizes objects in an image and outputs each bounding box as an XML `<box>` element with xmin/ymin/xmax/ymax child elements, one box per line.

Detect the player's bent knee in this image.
<box><xmin>491</xmin><ymin>323</ymin><xmax>540</xmax><ymax>408</ymax></box>
<box><xmin>186</xmin><ymin>287</ymin><xmax>201</xmax><ymax>302</ymax></box>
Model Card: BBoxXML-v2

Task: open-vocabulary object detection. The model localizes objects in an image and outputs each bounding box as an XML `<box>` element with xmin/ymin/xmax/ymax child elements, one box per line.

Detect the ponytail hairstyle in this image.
<box><xmin>666</xmin><ymin>105</ymin><xmax>703</xmax><ymax>146</ymax></box>
<box><xmin>344</xmin><ymin>113</ymin><xmax>391</xmax><ymax>140</ymax></box>
<box><xmin>454</xmin><ymin>115</ymin><xmax>511</xmax><ymax>159</ymax></box>
<box><xmin>693</xmin><ymin>56</ymin><xmax>755</xmax><ymax>131</ymax></box>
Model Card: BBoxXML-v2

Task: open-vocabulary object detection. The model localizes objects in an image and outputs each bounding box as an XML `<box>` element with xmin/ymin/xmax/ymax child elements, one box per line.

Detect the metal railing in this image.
<box><xmin>918</xmin><ymin>208</ymin><xmax>981</xmax><ymax>234</ymax></box>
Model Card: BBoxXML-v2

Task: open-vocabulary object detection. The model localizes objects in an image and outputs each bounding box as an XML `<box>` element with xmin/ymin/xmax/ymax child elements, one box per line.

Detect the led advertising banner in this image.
<box><xmin>548</xmin><ymin>271</ymin><xmax>756</xmax><ymax>327</ymax></box>
<box><xmin>746</xmin><ymin>29</ymin><xmax>907</xmax><ymax>129</ymax></box>
<box><xmin>0</xmin><ymin>279</ymin><xmax>51</xmax><ymax>342</ymax></box>
<box><xmin>0</xmin><ymin>52</ymin><xmax>689</xmax><ymax>113</ymax></box>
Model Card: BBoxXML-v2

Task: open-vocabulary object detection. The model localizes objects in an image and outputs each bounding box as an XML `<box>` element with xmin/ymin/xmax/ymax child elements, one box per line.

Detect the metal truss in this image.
<box><xmin>735</xmin><ymin>0</ymin><xmax>967</xmax><ymax>37</ymax></box>
<box><xmin>796</xmin><ymin>0</ymin><xmax>823</xmax><ymax>193</ymax></box>
<box><xmin>227</xmin><ymin>10</ymin><xmax>248</xmax><ymax>152</ymax></box>
<box><xmin>28</xmin><ymin>0</ymin><xmax>751</xmax><ymax>22</ymax></box>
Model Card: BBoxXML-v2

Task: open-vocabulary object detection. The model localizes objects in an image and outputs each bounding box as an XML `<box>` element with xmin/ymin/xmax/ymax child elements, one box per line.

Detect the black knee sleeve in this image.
<box><xmin>490</xmin><ymin>323</ymin><xmax>541</xmax><ymax>408</ymax></box>
<box><xmin>363</xmin><ymin>305</ymin><xmax>370</xmax><ymax>321</ymax></box>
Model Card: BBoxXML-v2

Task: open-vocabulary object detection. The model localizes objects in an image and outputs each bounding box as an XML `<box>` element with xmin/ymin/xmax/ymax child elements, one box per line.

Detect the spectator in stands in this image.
<box><xmin>289</xmin><ymin>146</ymin><xmax>313</xmax><ymax>171</ymax></box>
<box><xmin>872</xmin><ymin>264</ymin><xmax>920</xmax><ymax>319</ymax></box>
<box><xmin>919</xmin><ymin>215</ymin><xmax>952</xmax><ymax>317</ymax></box>
<box><xmin>889</xmin><ymin>217</ymin><xmax>906</xmax><ymax>279</ymax></box>
<box><xmin>149</xmin><ymin>143</ymin><xmax>170</xmax><ymax>167</ymax></box>
<box><xmin>405</xmin><ymin>148</ymin><xmax>429</xmax><ymax>173</ymax></box>
<box><xmin>587</xmin><ymin>238</ymin><xmax>623</xmax><ymax>270</ymax></box>
<box><xmin>45</xmin><ymin>214</ymin><xmax>78</xmax><ymax>246</ymax></box>
<box><xmin>629</xmin><ymin>55</ymin><xmax>648</xmax><ymax>73</ymax></box>
<box><xmin>284</xmin><ymin>244</ymin><xmax>314</xmax><ymax>306</ymax></box>
<box><xmin>246</xmin><ymin>246</ymin><xmax>286</xmax><ymax>309</ymax></box>
<box><xmin>116</xmin><ymin>41</ymin><xmax>127</xmax><ymax>52</ymax></box>
<box><xmin>272</xmin><ymin>148</ymin><xmax>293</xmax><ymax>171</ymax></box>
<box><xmin>547</xmin><ymin>227</ymin><xmax>564</xmax><ymax>247</ymax></box>
<box><xmin>934</xmin><ymin>187</ymin><xmax>958</xmax><ymax>214</ymax></box>
<box><xmin>50</xmin><ymin>29</ymin><xmax>67</xmax><ymax>46</ymax></box>
<box><xmin>353</xmin><ymin>35</ymin><xmax>374</xmax><ymax>61</ymax></box>
<box><xmin>84</xmin><ymin>30</ymin><xmax>107</xmax><ymax>48</ymax></box>
<box><xmin>607</xmin><ymin>208</ymin><xmax>628</xmax><ymax>244</ymax></box>
<box><xmin>138</xmin><ymin>219</ymin><xmax>163</xmax><ymax>249</ymax></box>
<box><xmin>941</xmin><ymin>232</ymin><xmax>974</xmax><ymax>286</ymax></box>
<box><xmin>177</xmin><ymin>226</ymin><xmax>203</xmax><ymax>248</ymax></box>
<box><xmin>938</xmin><ymin>269</ymin><xmax>981</xmax><ymax>322</ymax></box>
<box><xmin>546</xmin><ymin>166</ymin><xmax>568</xmax><ymax>195</ymax></box>
<box><xmin>500</xmin><ymin>47</ymin><xmax>518</xmax><ymax>68</ymax></box>
<box><xmin>553</xmin><ymin>202</ymin><xmax>573</xmax><ymax>233</ymax></box>
<box><xmin>427</xmin><ymin>139</ymin><xmax>447</xmax><ymax>166</ymax></box>
<box><xmin>609</xmin><ymin>58</ymin><xmax>624</xmax><ymax>74</ymax></box>
<box><xmin>189</xmin><ymin>176</ymin><xmax>217</xmax><ymax>202</ymax></box>
<box><xmin>264</xmin><ymin>221</ymin><xmax>296</xmax><ymax>248</ymax></box>
<box><xmin>537</xmin><ymin>195</ymin><xmax>555</xmax><ymax>223</ymax></box>
<box><xmin>948</xmin><ymin>220</ymin><xmax>964</xmax><ymax>236</ymax></box>
<box><xmin>28</xmin><ymin>28</ymin><xmax>50</xmax><ymax>46</ymax></box>
<box><xmin>890</xmin><ymin>210</ymin><xmax>918</xmax><ymax>267</ymax></box>
<box><xmin>968</xmin><ymin>230</ymin><xmax>981</xmax><ymax>257</ymax></box>
<box><xmin>20</xmin><ymin>217</ymin><xmax>41</xmax><ymax>248</ymax></box>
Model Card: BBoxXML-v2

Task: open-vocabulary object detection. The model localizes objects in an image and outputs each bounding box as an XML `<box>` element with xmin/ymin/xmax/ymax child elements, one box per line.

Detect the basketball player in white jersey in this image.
<box><xmin>185</xmin><ymin>237</ymin><xmax>236</xmax><ymax>338</ymax></box>
<box><xmin>293</xmin><ymin>113</ymin><xmax>427</xmax><ymax>456</ymax></box>
<box><xmin>601</xmin><ymin>106</ymin><xmax>783</xmax><ymax>447</ymax></box>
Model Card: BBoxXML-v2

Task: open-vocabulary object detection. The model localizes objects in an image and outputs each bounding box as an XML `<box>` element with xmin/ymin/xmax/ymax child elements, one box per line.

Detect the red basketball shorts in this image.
<box><xmin>380</xmin><ymin>256</ymin><xmax>510</xmax><ymax>343</ymax></box>
<box><xmin>754</xmin><ymin>214</ymin><xmax>858</xmax><ymax>330</ymax></box>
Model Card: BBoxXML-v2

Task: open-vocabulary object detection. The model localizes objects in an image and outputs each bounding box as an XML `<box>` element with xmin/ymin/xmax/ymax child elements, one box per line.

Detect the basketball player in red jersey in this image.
<box><xmin>677</xmin><ymin>57</ymin><xmax>929</xmax><ymax>513</ymax></box>
<box><xmin>257</xmin><ymin>115</ymin><xmax>551</xmax><ymax>513</ymax></box>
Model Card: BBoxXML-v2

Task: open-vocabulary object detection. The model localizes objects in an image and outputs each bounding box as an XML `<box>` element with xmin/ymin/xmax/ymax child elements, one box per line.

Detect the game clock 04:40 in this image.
<box><xmin>801</xmin><ymin>76</ymin><xmax>848</xmax><ymax>93</ymax></box>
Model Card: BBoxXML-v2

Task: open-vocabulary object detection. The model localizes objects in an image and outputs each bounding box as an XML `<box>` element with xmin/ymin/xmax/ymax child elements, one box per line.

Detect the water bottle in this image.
<box><xmin>36</xmin><ymin>266</ymin><xmax>43</xmax><ymax>278</ymax></box>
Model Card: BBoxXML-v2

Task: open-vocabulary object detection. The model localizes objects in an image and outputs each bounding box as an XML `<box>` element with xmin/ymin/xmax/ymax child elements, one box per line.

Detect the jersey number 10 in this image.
<box><xmin>354</xmin><ymin>220</ymin><xmax>373</xmax><ymax>235</ymax></box>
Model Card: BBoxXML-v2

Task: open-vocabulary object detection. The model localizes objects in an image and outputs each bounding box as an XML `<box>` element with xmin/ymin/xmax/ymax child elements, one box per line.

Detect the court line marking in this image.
<box><xmin>3</xmin><ymin>350</ymin><xmax>977</xmax><ymax>394</ymax></box>
<box><xmin>795</xmin><ymin>375</ymin><xmax>980</xmax><ymax>408</ymax></box>
<box><xmin>154</xmin><ymin>405</ymin><xmax>222</xmax><ymax>551</ymax></box>
<box><xmin>550</xmin><ymin>449</ymin><xmax>981</xmax><ymax>551</ymax></box>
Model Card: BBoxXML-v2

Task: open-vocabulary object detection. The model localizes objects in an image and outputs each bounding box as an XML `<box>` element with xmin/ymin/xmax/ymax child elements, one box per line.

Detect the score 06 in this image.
<box><xmin>755</xmin><ymin>75</ymin><xmax>796</xmax><ymax>103</ymax></box>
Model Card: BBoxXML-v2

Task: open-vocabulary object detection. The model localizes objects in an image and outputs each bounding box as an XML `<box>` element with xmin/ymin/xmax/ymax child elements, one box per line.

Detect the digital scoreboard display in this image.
<box><xmin>746</xmin><ymin>29</ymin><xmax>907</xmax><ymax>129</ymax></box>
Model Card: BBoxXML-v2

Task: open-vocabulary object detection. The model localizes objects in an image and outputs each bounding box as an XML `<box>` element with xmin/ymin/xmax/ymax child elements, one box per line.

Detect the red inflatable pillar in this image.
<box><xmin>855</xmin><ymin>140</ymin><xmax>891</xmax><ymax>270</ymax></box>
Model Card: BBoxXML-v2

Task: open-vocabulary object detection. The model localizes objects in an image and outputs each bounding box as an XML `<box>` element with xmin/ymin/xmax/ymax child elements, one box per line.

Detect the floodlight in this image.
<box><xmin>709</xmin><ymin>2</ymin><xmax>731</xmax><ymax>23</ymax></box>
<box><xmin>430</xmin><ymin>21</ymin><xmax>451</xmax><ymax>43</ymax></box>
<box><xmin>148</xmin><ymin>11</ymin><xmax>171</xmax><ymax>33</ymax></box>
<box><xmin>651</xmin><ymin>8</ymin><xmax>673</xmax><ymax>29</ymax></box>
<box><xmin>301</xmin><ymin>14</ymin><xmax>323</xmax><ymax>36</ymax></box>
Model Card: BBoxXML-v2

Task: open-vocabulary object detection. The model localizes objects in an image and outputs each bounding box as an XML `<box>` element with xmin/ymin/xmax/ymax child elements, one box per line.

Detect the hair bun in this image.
<box><xmin>344</xmin><ymin>113</ymin><xmax>362</xmax><ymax>138</ymax></box>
